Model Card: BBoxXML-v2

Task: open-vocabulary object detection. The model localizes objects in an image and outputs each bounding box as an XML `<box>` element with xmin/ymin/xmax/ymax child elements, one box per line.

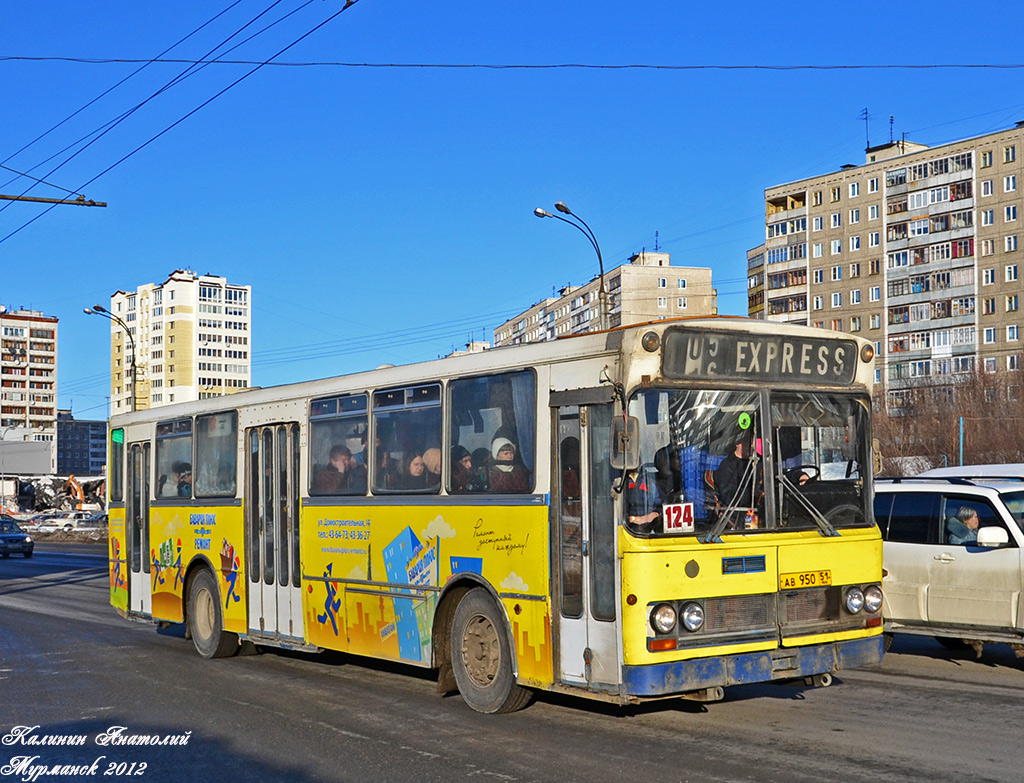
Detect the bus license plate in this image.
<box><xmin>780</xmin><ymin>569</ymin><xmax>832</xmax><ymax>589</ymax></box>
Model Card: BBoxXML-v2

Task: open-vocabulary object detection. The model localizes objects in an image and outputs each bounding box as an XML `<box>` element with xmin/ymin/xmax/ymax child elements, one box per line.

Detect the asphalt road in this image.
<box><xmin>2</xmin><ymin>544</ymin><xmax>1023</xmax><ymax>783</ymax></box>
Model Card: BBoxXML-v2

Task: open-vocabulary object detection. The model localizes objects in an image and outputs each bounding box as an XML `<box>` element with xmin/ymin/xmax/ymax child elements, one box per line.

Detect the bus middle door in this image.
<box><xmin>245</xmin><ymin>424</ymin><xmax>302</xmax><ymax>641</ymax></box>
<box><xmin>554</xmin><ymin>404</ymin><xmax>620</xmax><ymax>690</ymax></box>
<box><xmin>125</xmin><ymin>441</ymin><xmax>152</xmax><ymax>615</ymax></box>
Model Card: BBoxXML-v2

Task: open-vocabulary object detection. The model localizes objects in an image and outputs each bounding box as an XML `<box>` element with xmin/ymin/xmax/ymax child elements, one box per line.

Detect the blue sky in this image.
<box><xmin>3</xmin><ymin>1</ymin><xmax>1024</xmax><ymax>419</ymax></box>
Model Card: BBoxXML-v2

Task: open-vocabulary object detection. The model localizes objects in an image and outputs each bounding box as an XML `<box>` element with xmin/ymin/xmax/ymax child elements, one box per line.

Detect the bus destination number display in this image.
<box><xmin>662</xmin><ymin>329</ymin><xmax>858</xmax><ymax>385</ymax></box>
<box><xmin>662</xmin><ymin>503</ymin><xmax>694</xmax><ymax>533</ymax></box>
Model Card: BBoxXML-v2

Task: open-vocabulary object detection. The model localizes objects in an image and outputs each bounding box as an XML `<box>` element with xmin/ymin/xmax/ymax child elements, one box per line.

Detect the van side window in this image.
<box><xmin>885</xmin><ymin>492</ymin><xmax>939</xmax><ymax>543</ymax></box>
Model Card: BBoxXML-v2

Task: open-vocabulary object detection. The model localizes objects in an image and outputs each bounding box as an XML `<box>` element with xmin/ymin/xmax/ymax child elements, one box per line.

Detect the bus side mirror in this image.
<box><xmin>610</xmin><ymin>416</ymin><xmax>640</xmax><ymax>471</ymax></box>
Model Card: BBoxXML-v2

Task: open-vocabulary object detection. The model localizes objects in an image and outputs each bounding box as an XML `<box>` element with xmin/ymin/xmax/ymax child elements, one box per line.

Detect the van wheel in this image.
<box><xmin>450</xmin><ymin>588</ymin><xmax>532</xmax><ymax>713</ymax></box>
<box><xmin>187</xmin><ymin>569</ymin><xmax>239</xmax><ymax>659</ymax></box>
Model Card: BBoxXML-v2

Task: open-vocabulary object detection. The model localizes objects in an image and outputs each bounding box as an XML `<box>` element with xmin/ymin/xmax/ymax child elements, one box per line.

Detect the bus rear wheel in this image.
<box><xmin>450</xmin><ymin>588</ymin><xmax>532</xmax><ymax>713</ymax></box>
<box><xmin>188</xmin><ymin>569</ymin><xmax>239</xmax><ymax>659</ymax></box>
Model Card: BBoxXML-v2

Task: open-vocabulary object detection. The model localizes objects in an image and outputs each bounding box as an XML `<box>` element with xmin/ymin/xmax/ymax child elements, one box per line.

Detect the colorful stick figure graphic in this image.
<box><xmin>111</xmin><ymin>539</ymin><xmax>126</xmax><ymax>590</ymax></box>
<box><xmin>224</xmin><ymin>555</ymin><xmax>241</xmax><ymax>608</ymax></box>
<box><xmin>172</xmin><ymin>538</ymin><xmax>184</xmax><ymax>591</ymax></box>
<box><xmin>151</xmin><ymin>548</ymin><xmax>165</xmax><ymax>587</ymax></box>
<box><xmin>317</xmin><ymin>563</ymin><xmax>342</xmax><ymax>636</ymax></box>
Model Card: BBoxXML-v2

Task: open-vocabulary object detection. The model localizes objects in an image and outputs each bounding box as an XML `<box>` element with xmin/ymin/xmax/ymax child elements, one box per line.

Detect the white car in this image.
<box><xmin>874</xmin><ymin>478</ymin><xmax>1024</xmax><ymax>653</ymax></box>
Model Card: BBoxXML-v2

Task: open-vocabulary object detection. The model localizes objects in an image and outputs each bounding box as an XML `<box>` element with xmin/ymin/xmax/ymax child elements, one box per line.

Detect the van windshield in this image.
<box><xmin>997</xmin><ymin>491</ymin><xmax>1024</xmax><ymax>532</ymax></box>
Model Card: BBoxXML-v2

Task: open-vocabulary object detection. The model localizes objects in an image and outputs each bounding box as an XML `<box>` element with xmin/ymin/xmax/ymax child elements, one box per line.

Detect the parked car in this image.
<box><xmin>0</xmin><ymin>514</ymin><xmax>34</xmax><ymax>558</ymax></box>
<box><xmin>874</xmin><ymin>477</ymin><xmax>1024</xmax><ymax>653</ymax></box>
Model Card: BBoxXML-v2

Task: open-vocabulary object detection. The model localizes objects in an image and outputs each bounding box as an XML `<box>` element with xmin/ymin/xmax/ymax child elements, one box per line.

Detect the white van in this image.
<box><xmin>918</xmin><ymin>464</ymin><xmax>1024</xmax><ymax>480</ymax></box>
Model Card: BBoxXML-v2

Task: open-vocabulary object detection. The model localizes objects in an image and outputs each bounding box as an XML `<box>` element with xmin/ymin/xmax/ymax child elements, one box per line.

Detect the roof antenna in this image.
<box><xmin>654</xmin><ymin>230</ymin><xmax>660</xmax><ymax>252</ymax></box>
<box><xmin>889</xmin><ymin>115</ymin><xmax>895</xmax><ymax>144</ymax></box>
<box><xmin>860</xmin><ymin>107</ymin><xmax>869</xmax><ymax>148</ymax></box>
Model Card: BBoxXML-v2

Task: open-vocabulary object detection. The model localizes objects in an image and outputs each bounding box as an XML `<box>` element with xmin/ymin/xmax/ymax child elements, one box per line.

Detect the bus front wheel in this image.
<box><xmin>187</xmin><ymin>569</ymin><xmax>239</xmax><ymax>659</ymax></box>
<box><xmin>450</xmin><ymin>588</ymin><xmax>532</xmax><ymax>713</ymax></box>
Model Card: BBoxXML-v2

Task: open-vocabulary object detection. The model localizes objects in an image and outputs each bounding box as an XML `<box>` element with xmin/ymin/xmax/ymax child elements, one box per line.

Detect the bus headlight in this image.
<box><xmin>681</xmin><ymin>602</ymin><xmax>705</xmax><ymax>632</ymax></box>
<box><xmin>863</xmin><ymin>584</ymin><xmax>883</xmax><ymax>613</ymax></box>
<box><xmin>845</xmin><ymin>587</ymin><xmax>865</xmax><ymax>614</ymax></box>
<box><xmin>650</xmin><ymin>603</ymin><xmax>677</xmax><ymax>634</ymax></box>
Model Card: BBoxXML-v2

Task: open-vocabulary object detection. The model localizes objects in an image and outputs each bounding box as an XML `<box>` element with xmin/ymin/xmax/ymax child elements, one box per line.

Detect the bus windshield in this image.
<box><xmin>624</xmin><ymin>388</ymin><xmax>872</xmax><ymax>537</ymax></box>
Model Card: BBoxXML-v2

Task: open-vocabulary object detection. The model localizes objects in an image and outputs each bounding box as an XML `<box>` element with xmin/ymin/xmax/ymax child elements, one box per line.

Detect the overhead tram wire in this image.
<box><xmin>0</xmin><ymin>0</ymin><xmax>364</xmax><ymax>245</ymax></box>
<box><xmin>0</xmin><ymin>0</ymin><xmax>247</xmax><ymax>183</ymax></box>
<box><xmin>4</xmin><ymin>58</ymin><xmax>1024</xmax><ymax>71</ymax></box>
<box><xmin>0</xmin><ymin>0</ymin><xmax>303</xmax><ymax>213</ymax></box>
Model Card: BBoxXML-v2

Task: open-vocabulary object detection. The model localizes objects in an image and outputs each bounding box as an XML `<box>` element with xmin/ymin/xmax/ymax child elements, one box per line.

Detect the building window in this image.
<box><xmin>831</xmin><ymin>265</ymin><xmax>842</xmax><ymax>281</ymax></box>
<box><xmin>677</xmin><ymin>279</ymin><xmax>687</xmax><ymax>289</ymax></box>
<box><xmin>1008</xmin><ymin>264</ymin><xmax>1019</xmax><ymax>282</ymax></box>
<box><xmin>870</xmin><ymin>314</ymin><xmax>881</xmax><ymax>329</ymax></box>
<box><xmin>831</xmin><ymin>239</ymin><xmax>842</xmax><ymax>255</ymax></box>
<box><xmin>1006</xmin><ymin>146</ymin><xmax>1017</xmax><ymax>163</ymax></box>
<box><xmin>1006</xmin><ymin>235</ymin><xmax>1019</xmax><ymax>252</ymax></box>
<box><xmin>868</xmin><ymin>231</ymin><xmax>879</xmax><ymax>248</ymax></box>
<box><xmin>984</xmin><ymin>297</ymin><xmax>996</xmax><ymax>315</ymax></box>
<box><xmin>813</xmin><ymin>190</ymin><xmax>823</xmax><ymax>206</ymax></box>
<box><xmin>1008</xmin><ymin>205</ymin><xmax>1018</xmax><ymax>223</ymax></box>
<box><xmin>850</xmin><ymin>289</ymin><xmax>862</xmax><ymax>305</ymax></box>
<box><xmin>984</xmin><ymin>268</ymin><xmax>996</xmax><ymax>285</ymax></box>
<box><xmin>812</xmin><ymin>242</ymin><xmax>823</xmax><ymax>258</ymax></box>
<box><xmin>1010</xmin><ymin>356</ymin><xmax>1021</xmax><ymax>372</ymax></box>
<box><xmin>677</xmin><ymin>297</ymin><xmax>687</xmax><ymax>309</ymax></box>
<box><xmin>831</xmin><ymin>187</ymin><xmax>841</xmax><ymax>202</ymax></box>
<box><xmin>813</xmin><ymin>296</ymin><xmax>824</xmax><ymax>310</ymax></box>
<box><xmin>850</xmin><ymin>236</ymin><xmax>861</xmax><ymax>251</ymax></box>
<box><xmin>984</xmin><ymin>327</ymin><xmax>997</xmax><ymax>344</ymax></box>
<box><xmin>1006</xmin><ymin>175</ymin><xmax>1018</xmax><ymax>193</ymax></box>
<box><xmin>849</xmin><ymin>182</ymin><xmax>860</xmax><ymax>198</ymax></box>
<box><xmin>850</xmin><ymin>316</ymin><xmax>862</xmax><ymax>331</ymax></box>
<box><xmin>658</xmin><ymin>278</ymin><xmax>667</xmax><ymax>288</ymax></box>
<box><xmin>983</xmin><ymin>209</ymin><xmax>994</xmax><ymax>226</ymax></box>
<box><xmin>813</xmin><ymin>269</ymin><xmax>824</xmax><ymax>284</ymax></box>
<box><xmin>985</xmin><ymin>357</ymin><xmax>998</xmax><ymax>374</ymax></box>
<box><xmin>850</xmin><ymin>262</ymin><xmax>861</xmax><ymax>277</ymax></box>
<box><xmin>850</xmin><ymin>208</ymin><xmax>860</xmax><ymax>224</ymax></box>
<box><xmin>868</xmin><ymin>177</ymin><xmax>879</xmax><ymax>193</ymax></box>
<box><xmin>1008</xmin><ymin>325</ymin><xmax>1020</xmax><ymax>342</ymax></box>
<box><xmin>982</xmin><ymin>239</ymin><xmax>996</xmax><ymax>257</ymax></box>
<box><xmin>1008</xmin><ymin>295</ymin><xmax>1020</xmax><ymax>312</ymax></box>
<box><xmin>831</xmin><ymin>213</ymin><xmax>842</xmax><ymax>228</ymax></box>
<box><xmin>982</xmin><ymin>180</ymin><xmax>994</xmax><ymax>197</ymax></box>
<box><xmin>813</xmin><ymin>216</ymin><xmax>823</xmax><ymax>231</ymax></box>
<box><xmin>831</xmin><ymin>292</ymin><xmax>842</xmax><ymax>308</ymax></box>
<box><xmin>869</xmin><ymin>286</ymin><xmax>881</xmax><ymax>302</ymax></box>
<box><xmin>657</xmin><ymin>297</ymin><xmax>667</xmax><ymax>308</ymax></box>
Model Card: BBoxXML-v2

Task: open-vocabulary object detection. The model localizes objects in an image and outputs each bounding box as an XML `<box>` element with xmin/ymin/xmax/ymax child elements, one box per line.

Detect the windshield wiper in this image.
<box><xmin>701</xmin><ymin>457</ymin><xmax>758</xmax><ymax>544</ymax></box>
<box><xmin>778</xmin><ymin>473</ymin><xmax>839</xmax><ymax>537</ymax></box>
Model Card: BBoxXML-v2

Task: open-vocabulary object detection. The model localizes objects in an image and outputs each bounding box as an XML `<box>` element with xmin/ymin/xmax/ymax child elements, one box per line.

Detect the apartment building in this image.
<box><xmin>0</xmin><ymin>307</ymin><xmax>58</xmax><ymax>472</ymax></box>
<box><xmin>56</xmin><ymin>409</ymin><xmax>107</xmax><ymax>476</ymax></box>
<box><xmin>749</xmin><ymin>122</ymin><xmax>1024</xmax><ymax>408</ymax></box>
<box><xmin>494</xmin><ymin>252</ymin><xmax>717</xmax><ymax>347</ymax></box>
<box><xmin>107</xmin><ymin>270</ymin><xmax>252</xmax><ymax>412</ymax></box>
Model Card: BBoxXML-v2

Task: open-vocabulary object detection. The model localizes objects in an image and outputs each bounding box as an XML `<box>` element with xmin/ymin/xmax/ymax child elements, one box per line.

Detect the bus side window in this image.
<box><xmin>155</xmin><ymin>419</ymin><xmax>193</xmax><ymax>499</ymax></box>
<box><xmin>372</xmin><ymin>385</ymin><xmax>442</xmax><ymax>493</ymax></box>
<box><xmin>448</xmin><ymin>371</ymin><xmax>536</xmax><ymax>494</ymax></box>
<box><xmin>195</xmin><ymin>411</ymin><xmax>238</xmax><ymax>497</ymax></box>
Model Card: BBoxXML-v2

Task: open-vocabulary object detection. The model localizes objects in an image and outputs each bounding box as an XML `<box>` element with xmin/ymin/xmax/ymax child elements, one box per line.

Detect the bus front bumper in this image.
<box><xmin>621</xmin><ymin>636</ymin><xmax>884</xmax><ymax>697</ymax></box>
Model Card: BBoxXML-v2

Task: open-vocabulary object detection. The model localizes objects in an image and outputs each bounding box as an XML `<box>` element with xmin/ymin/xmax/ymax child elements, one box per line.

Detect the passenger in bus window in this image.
<box><xmin>400</xmin><ymin>450</ymin><xmax>431</xmax><ymax>490</ymax></box>
<box><xmin>422</xmin><ymin>448</ymin><xmax>442</xmax><ymax>488</ymax></box>
<box><xmin>451</xmin><ymin>445</ymin><xmax>473</xmax><ymax>492</ymax></box>
<box><xmin>313</xmin><ymin>445</ymin><xmax>353</xmax><ymax>494</ymax></box>
<box><xmin>372</xmin><ymin>435</ymin><xmax>399</xmax><ymax>490</ymax></box>
<box><xmin>172</xmin><ymin>462</ymin><xmax>192</xmax><ymax>498</ymax></box>
<box><xmin>654</xmin><ymin>445</ymin><xmax>682</xmax><ymax>504</ymax></box>
<box><xmin>489</xmin><ymin>437</ymin><xmax>530</xmax><ymax>493</ymax></box>
<box><xmin>626</xmin><ymin>463</ymin><xmax>662</xmax><ymax>533</ymax></box>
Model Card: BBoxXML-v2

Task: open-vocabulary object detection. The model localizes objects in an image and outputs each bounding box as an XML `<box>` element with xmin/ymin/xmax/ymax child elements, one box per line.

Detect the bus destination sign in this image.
<box><xmin>662</xmin><ymin>329</ymin><xmax>859</xmax><ymax>385</ymax></box>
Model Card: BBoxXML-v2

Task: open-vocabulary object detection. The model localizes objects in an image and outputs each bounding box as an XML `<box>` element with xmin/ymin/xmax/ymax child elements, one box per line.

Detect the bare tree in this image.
<box><xmin>873</xmin><ymin>369</ymin><xmax>1024</xmax><ymax>476</ymax></box>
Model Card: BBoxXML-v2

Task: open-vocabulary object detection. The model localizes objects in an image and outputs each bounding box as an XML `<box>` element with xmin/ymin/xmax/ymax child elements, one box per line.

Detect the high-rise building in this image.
<box><xmin>749</xmin><ymin>122</ymin><xmax>1024</xmax><ymax>408</ymax></box>
<box><xmin>57</xmin><ymin>409</ymin><xmax>107</xmax><ymax>476</ymax></box>
<box><xmin>494</xmin><ymin>252</ymin><xmax>717</xmax><ymax>347</ymax></box>
<box><xmin>107</xmin><ymin>270</ymin><xmax>252</xmax><ymax>412</ymax></box>
<box><xmin>0</xmin><ymin>307</ymin><xmax>58</xmax><ymax>472</ymax></box>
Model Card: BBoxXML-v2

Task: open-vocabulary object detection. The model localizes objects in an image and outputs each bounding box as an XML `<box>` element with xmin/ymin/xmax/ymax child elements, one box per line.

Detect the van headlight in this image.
<box><xmin>650</xmin><ymin>603</ymin><xmax>677</xmax><ymax>634</ymax></box>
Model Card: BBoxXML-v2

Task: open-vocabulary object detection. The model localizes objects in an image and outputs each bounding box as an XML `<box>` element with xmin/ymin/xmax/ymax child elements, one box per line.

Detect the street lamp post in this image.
<box><xmin>85</xmin><ymin>304</ymin><xmax>136</xmax><ymax>413</ymax></box>
<box><xmin>534</xmin><ymin>201</ymin><xmax>609</xmax><ymax>331</ymax></box>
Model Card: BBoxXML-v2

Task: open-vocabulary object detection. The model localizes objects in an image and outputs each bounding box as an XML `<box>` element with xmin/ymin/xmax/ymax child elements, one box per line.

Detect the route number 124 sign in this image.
<box><xmin>663</xmin><ymin>503</ymin><xmax>695</xmax><ymax>532</ymax></box>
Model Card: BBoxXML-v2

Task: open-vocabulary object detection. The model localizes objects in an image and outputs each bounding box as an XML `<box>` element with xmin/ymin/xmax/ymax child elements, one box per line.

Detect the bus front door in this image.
<box><xmin>125</xmin><ymin>442</ymin><xmax>152</xmax><ymax>615</ymax></box>
<box><xmin>554</xmin><ymin>404</ymin><xmax>620</xmax><ymax>690</ymax></box>
<box><xmin>245</xmin><ymin>424</ymin><xmax>303</xmax><ymax>641</ymax></box>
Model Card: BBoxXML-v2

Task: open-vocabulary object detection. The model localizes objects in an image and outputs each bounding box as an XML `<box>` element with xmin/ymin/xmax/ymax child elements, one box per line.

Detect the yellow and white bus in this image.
<box><xmin>107</xmin><ymin>317</ymin><xmax>884</xmax><ymax>713</ymax></box>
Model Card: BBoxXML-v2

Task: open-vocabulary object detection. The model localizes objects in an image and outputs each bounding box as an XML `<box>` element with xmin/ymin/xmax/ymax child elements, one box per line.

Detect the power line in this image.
<box><xmin>5</xmin><ymin>58</ymin><xmax>1024</xmax><ymax>70</ymax></box>
<box><xmin>0</xmin><ymin>0</ymin><xmax>362</xmax><ymax>245</ymax></box>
